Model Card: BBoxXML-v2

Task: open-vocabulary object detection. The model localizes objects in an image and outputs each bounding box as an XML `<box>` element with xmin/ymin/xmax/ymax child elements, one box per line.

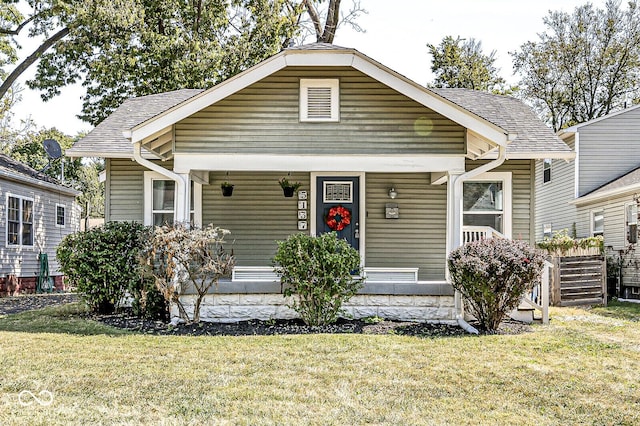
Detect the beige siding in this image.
<box><xmin>175</xmin><ymin>67</ymin><xmax>466</xmax><ymax>155</ymax></box>
<box><xmin>202</xmin><ymin>172</ymin><xmax>310</xmax><ymax>266</ymax></box>
<box><xmin>0</xmin><ymin>177</ymin><xmax>79</xmax><ymax>277</ymax></box>
<box><xmin>466</xmin><ymin>160</ymin><xmax>534</xmax><ymax>244</ymax></box>
<box><xmin>576</xmin><ymin>197</ymin><xmax>627</xmax><ymax>249</ymax></box>
<box><xmin>535</xmin><ymin>137</ymin><xmax>578</xmax><ymax>241</ymax></box>
<box><xmin>578</xmin><ymin>107</ymin><xmax>640</xmax><ymax>196</ymax></box>
<box><xmin>106</xmin><ymin>158</ymin><xmax>150</xmax><ymax>222</ymax></box>
<box><xmin>365</xmin><ymin>173</ymin><xmax>447</xmax><ymax>281</ymax></box>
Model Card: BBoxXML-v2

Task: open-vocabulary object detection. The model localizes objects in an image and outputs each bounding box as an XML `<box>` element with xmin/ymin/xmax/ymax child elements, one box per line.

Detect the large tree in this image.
<box><xmin>427</xmin><ymin>35</ymin><xmax>510</xmax><ymax>93</ymax></box>
<box><xmin>512</xmin><ymin>0</ymin><xmax>640</xmax><ymax>131</ymax></box>
<box><xmin>0</xmin><ymin>0</ymin><xmax>362</xmax><ymax>126</ymax></box>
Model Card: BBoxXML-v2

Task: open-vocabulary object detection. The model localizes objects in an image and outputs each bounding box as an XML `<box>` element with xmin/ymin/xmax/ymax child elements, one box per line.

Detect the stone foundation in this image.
<box><xmin>173</xmin><ymin>294</ymin><xmax>457</xmax><ymax>323</ymax></box>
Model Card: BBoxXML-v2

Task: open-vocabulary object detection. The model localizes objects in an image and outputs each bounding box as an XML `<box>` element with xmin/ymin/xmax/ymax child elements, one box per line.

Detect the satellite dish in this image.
<box><xmin>43</xmin><ymin>139</ymin><xmax>62</xmax><ymax>159</ymax></box>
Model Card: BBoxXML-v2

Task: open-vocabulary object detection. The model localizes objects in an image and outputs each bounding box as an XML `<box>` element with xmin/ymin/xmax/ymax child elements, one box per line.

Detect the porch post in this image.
<box><xmin>446</xmin><ymin>171</ymin><xmax>464</xmax><ymax>258</ymax></box>
<box><xmin>175</xmin><ymin>172</ymin><xmax>191</xmax><ymax>225</ymax></box>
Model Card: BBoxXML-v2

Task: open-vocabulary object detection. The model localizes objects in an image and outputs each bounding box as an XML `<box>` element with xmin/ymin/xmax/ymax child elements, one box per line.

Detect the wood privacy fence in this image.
<box><xmin>550</xmin><ymin>255</ymin><xmax>606</xmax><ymax>306</ymax></box>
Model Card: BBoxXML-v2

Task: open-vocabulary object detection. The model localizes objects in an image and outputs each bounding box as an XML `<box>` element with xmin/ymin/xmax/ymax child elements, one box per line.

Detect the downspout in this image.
<box><xmin>132</xmin><ymin>141</ymin><xmax>190</xmax><ymax>224</ymax></box>
<box><xmin>453</xmin><ymin>144</ymin><xmax>508</xmax><ymax>334</ymax></box>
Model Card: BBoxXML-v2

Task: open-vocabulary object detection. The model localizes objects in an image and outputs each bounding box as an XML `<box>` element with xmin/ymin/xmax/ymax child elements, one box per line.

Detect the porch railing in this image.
<box><xmin>460</xmin><ymin>225</ymin><xmax>550</xmax><ymax>325</ymax></box>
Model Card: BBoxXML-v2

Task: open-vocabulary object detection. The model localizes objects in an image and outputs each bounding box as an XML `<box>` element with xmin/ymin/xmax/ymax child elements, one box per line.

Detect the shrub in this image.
<box><xmin>129</xmin><ymin>274</ymin><xmax>168</xmax><ymax>321</ymax></box>
<box><xmin>273</xmin><ymin>232</ymin><xmax>363</xmax><ymax>326</ymax></box>
<box><xmin>140</xmin><ymin>224</ymin><xmax>235</xmax><ymax>323</ymax></box>
<box><xmin>537</xmin><ymin>229</ymin><xmax>603</xmax><ymax>255</ymax></box>
<box><xmin>448</xmin><ymin>238</ymin><xmax>547</xmax><ymax>332</ymax></box>
<box><xmin>57</xmin><ymin>221</ymin><xmax>150</xmax><ymax>314</ymax></box>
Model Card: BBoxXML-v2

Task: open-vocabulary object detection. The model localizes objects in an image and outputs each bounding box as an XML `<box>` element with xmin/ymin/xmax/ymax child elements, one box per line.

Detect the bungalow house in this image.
<box><xmin>0</xmin><ymin>153</ymin><xmax>80</xmax><ymax>294</ymax></box>
<box><xmin>535</xmin><ymin>105</ymin><xmax>640</xmax><ymax>299</ymax></box>
<box><xmin>67</xmin><ymin>43</ymin><xmax>572</xmax><ymax>322</ymax></box>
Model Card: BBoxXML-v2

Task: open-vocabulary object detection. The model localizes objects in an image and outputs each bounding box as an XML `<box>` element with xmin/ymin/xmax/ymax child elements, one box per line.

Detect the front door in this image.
<box><xmin>316</xmin><ymin>176</ymin><xmax>360</xmax><ymax>251</ymax></box>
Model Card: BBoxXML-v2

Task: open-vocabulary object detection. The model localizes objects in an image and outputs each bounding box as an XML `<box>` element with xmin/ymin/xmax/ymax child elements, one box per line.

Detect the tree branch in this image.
<box><xmin>320</xmin><ymin>0</ymin><xmax>340</xmax><ymax>43</ymax></box>
<box><xmin>0</xmin><ymin>13</ymin><xmax>37</xmax><ymax>36</ymax></box>
<box><xmin>0</xmin><ymin>27</ymin><xmax>70</xmax><ymax>102</ymax></box>
<box><xmin>302</xmin><ymin>0</ymin><xmax>323</xmax><ymax>41</ymax></box>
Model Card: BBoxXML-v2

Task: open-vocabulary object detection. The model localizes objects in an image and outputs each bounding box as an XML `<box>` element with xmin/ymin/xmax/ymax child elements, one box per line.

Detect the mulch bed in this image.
<box><xmin>0</xmin><ymin>293</ymin><xmax>533</xmax><ymax>337</ymax></box>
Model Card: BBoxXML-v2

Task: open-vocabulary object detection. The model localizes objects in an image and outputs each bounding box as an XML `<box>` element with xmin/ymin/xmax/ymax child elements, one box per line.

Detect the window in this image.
<box><xmin>592</xmin><ymin>209</ymin><xmax>604</xmax><ymax>237</ymax></box>
<box><xmin>626</xmin><ymin>203</ymin><xmax>637</xmax><ymax>244</ymax></box>
<box><xmin>143</xmin><ymin>172</ymin><xmax>202</xmax><ymax>226</ymax></box>
<box><xmin>543</xmin><ymin>159</ymin><xmax>552</xmax><ymax>183</ymax></box>
<box><xmin>462</xmin><ymin>172</ymin><xmax>512</xmax><ymax>237</ymax></box>
<box><xmin>56</xmin><ymin>204</ymin><xmax>66</xmax><ymax>227</ymax></box>
<box><xmin>300</xmin><ymin>79</ymin><xmax>339</xmax><ymax>122</ymax></box>
<box><xmin>543</xmin><ymin>223</ymin><xmax>553</xmax><ymax>239</ymax></box>
<box><xmin>6</xmin><ymin>194</ymin><xmax>33</xmax><ymax>246</ymax></box>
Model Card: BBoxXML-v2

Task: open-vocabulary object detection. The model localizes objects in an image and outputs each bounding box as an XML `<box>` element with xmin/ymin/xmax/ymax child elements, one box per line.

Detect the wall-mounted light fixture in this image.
<box><xmin>388</xmin><ymin>187</ymin><xmax>398</xmax><ymax>199</ymax></box>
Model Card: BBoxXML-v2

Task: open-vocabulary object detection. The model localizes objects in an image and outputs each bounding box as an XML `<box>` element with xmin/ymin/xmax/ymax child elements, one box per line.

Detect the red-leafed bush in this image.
<box><xmin>448</xmin><ymin>238</ymin><xmax>546</xmax><ymax>332</ymax></box>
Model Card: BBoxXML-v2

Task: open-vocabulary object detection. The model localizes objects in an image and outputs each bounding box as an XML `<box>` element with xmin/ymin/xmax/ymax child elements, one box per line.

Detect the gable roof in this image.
<box><xmin>68</xmin><ymin>43</ymin><xmax>570</xmax><ymax>160</ymax></box>
<box><xmin>0</xmin><ymin>153</ymin><xmax>79</xmax><ymax>196</ymax></box>
<box><xmin>573</xmin><ymin>165</ymin><xmax>640</xmax><ymax>205</ymax></box>
<box><xmin>67</xmin><ymin>89</ymin><xmax>203</xmax><ymax>158</ymax></box>
<box><xmin>431</xmin><ymin>89</ymin><xmax>572</xmax><ymax>159</ymax></box>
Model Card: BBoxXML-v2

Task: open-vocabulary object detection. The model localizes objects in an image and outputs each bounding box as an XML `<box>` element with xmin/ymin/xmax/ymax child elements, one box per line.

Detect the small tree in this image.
<box><xmin>448</xmin><ymin>238</ymin><xmax>546</xmax><ymax>332</ymax></box>
<box><xmin>273</xmin><ymin>232</ymin><xmax>363</xmax><ymax>326</ymax></box>
<box><xmin>140</xmin><ymin>224</ymin><xmax>235</xmax><ymax>323</ymax></box>
<box><xmin>57</xmin><ymin>221</ymin><xmax>149</xmax><ymax>314</ymax></box>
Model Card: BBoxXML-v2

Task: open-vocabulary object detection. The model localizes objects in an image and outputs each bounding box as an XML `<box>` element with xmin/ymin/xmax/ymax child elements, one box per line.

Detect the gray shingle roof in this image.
<box><xmin>67</xmin><ymin>89</ymin><xmax>204</xmax><ymax>157</ymax></box>
<box><xmin>0</xmin><ymin>153</ymin><xmax>60</xmax><ymax>184</ymax></box>
<box><xmin>431</xmin><ymin>88</ymin><xmax>571</xmax><ymax>155</ymax></box>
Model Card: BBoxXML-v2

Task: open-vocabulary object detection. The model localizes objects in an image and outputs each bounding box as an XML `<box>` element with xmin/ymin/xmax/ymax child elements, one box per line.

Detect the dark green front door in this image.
<box><xmin>316</xmin><ymin>176</ymin><xmax>360</xmax><ymax>251</ymax></box>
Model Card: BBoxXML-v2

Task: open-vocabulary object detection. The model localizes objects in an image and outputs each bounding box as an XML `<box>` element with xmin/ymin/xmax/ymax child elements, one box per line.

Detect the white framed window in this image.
<box><xmin>591</xmin><ymin>209</ymin><xmax>604</xmax><ymax>237</ymax></box>
<box><xmin>143</xmin><ymin>172</ymin><xmax>202</xmax><ymax>227</ymax></box>
<box><xmin>55</xmin><ymin>203</ymin><xmax>66</xmax><ymax>227</ymax></box>
<box><xmin>543</xmin><ymin>223</ymin><xmax>553</xmax><ymax>239</ymax></box>
<box><xmin>300</xmin><ymin>78</ymin><xmax>339</xmax><ymax>122</ymax></box>
<box><xmin>463</xmin><ymin>172</ymin><xmax>512</xmax><ymax>238</ymax></box>
<box><xmin>543</xmin><ymin>159</ymin><xmax>552</xmax><ymax>183</ymax></box>
<box><xmin>626</xmin><ymin>203</ymin><xmax>637</xmax><ymax>244</ymax></box>
<box><xmin>6</xmin><ymin>194</ymin><xmax>34</xmax><ymax>247</ymax></box>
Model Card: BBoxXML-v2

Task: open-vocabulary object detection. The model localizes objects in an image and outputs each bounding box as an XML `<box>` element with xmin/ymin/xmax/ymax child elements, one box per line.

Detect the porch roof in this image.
<box><xmin>68</xmin><ymin>43</ymin><xmax>571</xmax><ymax>161</ymax></box>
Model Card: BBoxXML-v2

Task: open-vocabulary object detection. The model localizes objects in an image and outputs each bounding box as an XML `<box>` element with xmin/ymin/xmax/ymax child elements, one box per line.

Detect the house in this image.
<box><xmin>0</xmin><ymin>153</ymin><xmax>80</xmax><ymax>294</ymax></box>
<box><xmin>535</xmin><ymin>105</ymin><xmax>640</xmax><ymax>299</ymax></box>
<box><xmin>67</xmin><ymin>43</ymin><xmax>571</xmax><ymax>322</ymax></box>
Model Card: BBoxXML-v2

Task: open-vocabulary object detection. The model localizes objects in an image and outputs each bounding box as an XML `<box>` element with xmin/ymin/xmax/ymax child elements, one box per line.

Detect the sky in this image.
<box><xmin>10</xmin><ymin>0</ymin><xmax>609</xmax><ymax>136</ymax></box>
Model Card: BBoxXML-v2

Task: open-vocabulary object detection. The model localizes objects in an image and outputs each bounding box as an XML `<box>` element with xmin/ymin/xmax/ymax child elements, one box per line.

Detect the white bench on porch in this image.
<box><xmin>232</xmin><ymin>266</ymin><xmax>419</xmax><ymax>284</ymax></box>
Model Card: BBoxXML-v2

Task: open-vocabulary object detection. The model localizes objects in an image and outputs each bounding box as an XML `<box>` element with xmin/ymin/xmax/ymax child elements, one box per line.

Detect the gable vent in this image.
<box><xmin>306</xmin><ymin>87</ymin><xmax>332</xmax><ymax>118</ymax></box>
<box><xmin>300</xmin><ymin>78</ymin><xmax>339</xmax><ymax>122</ymax></box>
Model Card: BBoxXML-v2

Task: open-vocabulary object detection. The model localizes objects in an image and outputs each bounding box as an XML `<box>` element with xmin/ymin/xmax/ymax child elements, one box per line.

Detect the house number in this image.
<box><xmin>298</xmin><ymin>221</ymin><xmax>308</xmax><ymax>230</ymax></box>
<box><xmin>298</xmin><ymin>190</ymin><xmax>307</xmax><ymax>200</ymax></box>
<box><xmin>298</xmin><ymin>200</ymin><xmax>307</xmax><ymax>210</ymax></box>
<box><xmin>298</xmin><ymin>210</ymin><xmax>307</xmax><ymax>220</ymax></box>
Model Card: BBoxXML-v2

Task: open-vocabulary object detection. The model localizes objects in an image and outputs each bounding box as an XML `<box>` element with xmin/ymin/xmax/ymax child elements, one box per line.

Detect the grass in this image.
<box><xmin>1</xmin><ymin>303</ymin><xmax>639</xmax><ymax>425</ymax></box>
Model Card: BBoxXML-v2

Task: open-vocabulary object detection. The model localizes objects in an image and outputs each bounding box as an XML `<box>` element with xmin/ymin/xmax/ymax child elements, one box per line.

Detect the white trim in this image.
<box><xmin>143</xmin><ymin>171</ymin><xmax>202</xmax><ymax>227</ymax></box>
<box><xmin>310</xmin><ymin>172</ymin><xmax>366</xmax><ymax>266</ymax></box>
<box><xmin>299</xmin><ymin>78</ymin><xmax>339</xmax><ymax>122</ymax></box>
<box><xmin>574</xmin><ymin>132</ymin><xmax>580</xmax><ymax>199</ymax></box>
<box><xmin>462</xmin><ymin>171</ymin><xmax>513</xmax><ymax>239</ymax></box>
<box><xmin>128</xmin><ymin>49</ymin><xmax>511</xmax><ymax>146</ymax></box>
<box><xmin>55</xmin><ymin>203</ymin><xmax>66</xmax><ymax>228</ymax></box>
<box><xmin>479</xmin><ymin>150</ymin><xmax>575</xmax><ymax>160</ymax></box>
<box><xmin>5</xmin><ymin>193</ymin><xmax>35</xmax><ymax>249</ymax></box>
<box><xmin>173</xmin><ymin>153</ymin><xmax>466</xmax><ymax>174</ymax></box>
<box><xmin>590</xmin><ymin>208</ymin><xmax>605</xmax><ymax>237</ymax></box>
<box><xmin>572</xmin><ymin>183</ymin><xmax>640</xmax><ymax>206</ymax></box>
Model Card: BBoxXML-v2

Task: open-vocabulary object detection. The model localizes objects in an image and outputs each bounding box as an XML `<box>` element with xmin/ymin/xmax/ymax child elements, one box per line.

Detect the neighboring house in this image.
<box><xmin>535</xmin><ymin>104</ymin><xmax>640</xmax><ymax>299</ymax></box>
<box><xmin>0</xmin><ymin>153</ymin><xmax>80</xmax><ymax>294</ymax></box>
<box><xmin>67</xmin><ymin>43</ymin><xmax>571</xmax><ymax>322</ymax></box>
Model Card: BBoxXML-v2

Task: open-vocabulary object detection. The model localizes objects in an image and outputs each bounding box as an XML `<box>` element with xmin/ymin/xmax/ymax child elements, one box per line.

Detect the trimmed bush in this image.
<box><xmin>448</xmin><ymin>238</ymin><xmax>547</xmax><ymax>332</ymax></box>
<box><xmin>57</xmin><ymin>221</ymin><xmax>150</xmax><ymax>314</ymax></box>
<box><xmin>273</xmin><ymin>232</ymin><xmax>363</xmax><ymax>326</ymax></box>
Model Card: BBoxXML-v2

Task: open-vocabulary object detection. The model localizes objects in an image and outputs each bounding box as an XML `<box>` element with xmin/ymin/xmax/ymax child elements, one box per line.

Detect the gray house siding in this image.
<box><xmin>174</xmin><ymin>67</ymin><xmax>466</xmax><ymax>156</ymax></box>
<box><xmin>0</xmin><ymin>177</ymin><xmax>79</xmax><ymax>277</ymax></box>
<box><xmin>365</xmin><ymin>173</ymin><xmax>447</xmax><ymax>281</ymax></box>
<box><xmin>535</xmin><ymin>137</ymin><xmax>578</xmax><ymax>241</ymax></box>
<box><xmin>576</xmin><ymin>197</ymin><xmax>627</xmax><ymax>249</ymax></box>
<box><xmin>106</xmin><ymin>158</ymin><xmax>156</xmax><ymax>223</ymax></box>
<box><xmin>203</xmin><ymin>171</ymin><xmax>310</xmax><ymax>266</ymax></box>
<box><xmin>577</xmin><ymin>107</ymin><xmax>640</xmax><ymax>196</ymax></box>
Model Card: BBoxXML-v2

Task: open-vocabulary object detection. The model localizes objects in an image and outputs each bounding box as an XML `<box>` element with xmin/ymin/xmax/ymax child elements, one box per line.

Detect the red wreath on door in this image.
<box><xmin>325</xmin><ymin>205</ymin><xmax>351</xmax><ymax>231</ymax></box>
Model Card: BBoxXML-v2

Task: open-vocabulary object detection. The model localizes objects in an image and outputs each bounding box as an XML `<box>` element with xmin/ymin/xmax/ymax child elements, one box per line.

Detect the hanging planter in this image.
<box><xmin>278</xmin><ymin>177</ymin><xmax>301</xmax><ymax>198</ymax></box>
<box><xmin>221</xmin><ymin>182</ymin><xmax>234</xmax><ymax>197</ymax></box>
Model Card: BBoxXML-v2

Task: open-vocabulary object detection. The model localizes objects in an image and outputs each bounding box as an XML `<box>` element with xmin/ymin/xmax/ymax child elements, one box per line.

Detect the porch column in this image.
<box><xmin>175</xmin><ymin>172</ymin><xmax>191</xmax><ymax>225</ymax></box>
<box><xmin>446</xmin><ymin>171</ymin><xmax>464</xmax><ymax>258</ymax></box>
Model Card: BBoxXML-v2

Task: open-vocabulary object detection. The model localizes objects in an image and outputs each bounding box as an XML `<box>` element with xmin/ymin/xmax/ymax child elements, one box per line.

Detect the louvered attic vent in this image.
<box><xmin>300</xmin><ymin>79</ymin><xmax>339</xmax><ymax>122</ymax></box>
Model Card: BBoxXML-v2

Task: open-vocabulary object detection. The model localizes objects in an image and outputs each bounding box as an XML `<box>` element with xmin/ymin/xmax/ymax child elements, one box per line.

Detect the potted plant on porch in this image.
<box><xmin>220</xmin><ymin>181</ymin><xmax>234</xmax><ymax>197</ymax></box>
<box><xmin>278</xmin><ymin>177</ymin><xmax>301</xmax><ymax>197</ymax></box>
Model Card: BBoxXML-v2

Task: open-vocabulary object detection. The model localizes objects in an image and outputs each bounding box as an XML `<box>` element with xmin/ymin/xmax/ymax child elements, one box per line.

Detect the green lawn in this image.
<box><xmin>1</xmin><ymin>302</ymin><xmax>639</xmax><ymax>425</ymax></box>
